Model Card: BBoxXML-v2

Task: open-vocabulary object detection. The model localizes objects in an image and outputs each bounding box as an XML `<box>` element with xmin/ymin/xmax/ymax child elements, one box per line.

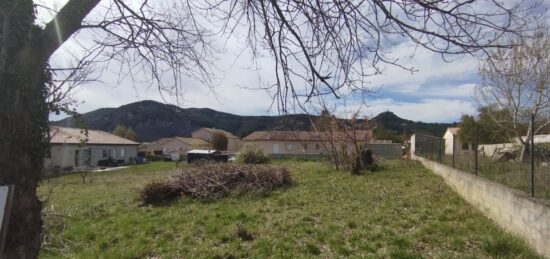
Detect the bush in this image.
<box><xmin>138</xmin><ymin>163</ymin><xmax>291</xmax><ymax>203</ymax></box>
<box><xmin>236</xmin><ymin>148</ymin><xmax>270</xmax><ymax>164</ymax></box>
<box><xmin>139</xmin><ymin>181</ymin><xmax>181</xmax><ymax>204</ymax></box>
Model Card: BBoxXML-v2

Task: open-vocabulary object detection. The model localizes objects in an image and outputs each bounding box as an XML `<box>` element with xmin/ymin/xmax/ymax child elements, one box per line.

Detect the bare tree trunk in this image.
<box><xmin>519</xmin><ymin>125</ymin><xmax>533</xmax><ymax>163</ymax></box>
<box><xmin>0</xmin><ymin>26</ymin><xmax>49</xmax><ymax>258</ymax></box>
<box><xmin>519</xmin><ymin>142</ymin><xmax>529</xmax><ymax>163</ymax></box>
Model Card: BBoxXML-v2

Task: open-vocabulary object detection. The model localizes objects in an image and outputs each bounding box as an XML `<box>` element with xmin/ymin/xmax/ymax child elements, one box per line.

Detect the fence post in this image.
<box><xmin>452</xmin><ymin>133</ymin><xmax>455</xmax><ymax>168</ymax></box>
<box><xmin>424</xmin><ymin>136</ymin><xmax>430</xmax><ymax>159</ymax></box>
<box><xmin>475</xmin><ymin>126</ymin><xmax>478</xmax><ymax>176</ymax></box>
<box><xmin>438</xmin><ymin>138</ymin><xmax>443</xmax><ymax>163</ymax></box>
<box><xmin>530</xmin><ymin>114</ymin><xmax>535</xmax><ymax>197</ymax></box>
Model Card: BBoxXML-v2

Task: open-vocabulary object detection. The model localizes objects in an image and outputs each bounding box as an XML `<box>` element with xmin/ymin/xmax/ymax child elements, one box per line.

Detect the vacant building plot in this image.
<box><xmin>39</xmin><ymin>161</ymin><xmax>540</xmax><ymax>258</ymax></box>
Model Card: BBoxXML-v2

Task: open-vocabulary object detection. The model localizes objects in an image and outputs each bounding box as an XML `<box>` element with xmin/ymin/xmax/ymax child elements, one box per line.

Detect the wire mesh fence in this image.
<box><xmin>414</xmin><ymin>129</ymin><xmax>550</xmax><ymax>200</ymax></box>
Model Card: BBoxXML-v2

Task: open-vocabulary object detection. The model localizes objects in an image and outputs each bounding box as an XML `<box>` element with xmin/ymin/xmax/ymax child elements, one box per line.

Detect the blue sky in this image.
<box><xmin>41</xmin><ymin>0</ymin><xmax>523</xmax><ymax>123</ymax></box>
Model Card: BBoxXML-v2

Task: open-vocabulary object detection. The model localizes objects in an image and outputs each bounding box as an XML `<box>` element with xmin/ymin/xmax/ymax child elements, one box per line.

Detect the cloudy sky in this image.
<box><xmin>41</xmin><ymin>0</ymin><xmax>533</xmax><ymax>123</ymax></box>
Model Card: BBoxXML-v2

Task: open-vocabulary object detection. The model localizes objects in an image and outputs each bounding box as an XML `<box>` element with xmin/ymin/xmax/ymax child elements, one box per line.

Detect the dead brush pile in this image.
<box><xmin>140</xmin><ymin>163</ymin><xmax>291</xmax><ymax>204</ymax></box>
<box><xmin>139</xmin><ymin>180</ymin><xmax>181</xmax><ymax>204</ymax></box>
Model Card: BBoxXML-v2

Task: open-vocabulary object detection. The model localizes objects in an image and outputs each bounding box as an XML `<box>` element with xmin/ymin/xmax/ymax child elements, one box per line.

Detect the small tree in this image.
<box><xmin>477</xmin><ymin>26</ymin><xmax>550</xmax><ymax>161</ymax></box>
<box><xmin>458</xmin><ymin>107</ymin><xmax>514</xmax><ymax>145</ymax></box>
<box><xmin>112</xmin><ymin>125</ymin><xmax>128</xmax><ymax>138</ymax></box>
<box><xmin>112</xmin><ymin>124</ymin><xmax>138</xmax><ymax>141</ymax></box>
<box><xmin>211</xmin><ymin>131</ymin><xmax>229</xmax><ymax>151</ymax></box>
<box><xmin>125</xmin><ymin>128</ymin><xmax>138</xmax><ymax>142</ymax></box>
<box><xmin>312</xmin><ymin>108</ymin><xmax>341</xmax><ymax>170</ymax></box>
<box><xmin>312</xmin><ymin>107</ymin><xmax>375</xmax><ymax>174</ymax></box>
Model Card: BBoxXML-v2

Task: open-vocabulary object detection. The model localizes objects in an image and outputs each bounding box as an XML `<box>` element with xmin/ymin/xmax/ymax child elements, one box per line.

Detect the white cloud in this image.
<box><xmin>44</xmin><ymin>1</ymin><xmax>494</xmax><ymax>123</ymax></box>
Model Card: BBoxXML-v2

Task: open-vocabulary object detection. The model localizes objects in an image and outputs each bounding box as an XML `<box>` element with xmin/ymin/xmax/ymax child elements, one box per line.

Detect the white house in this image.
<box><xmin>46</xmin><ymin>126</ymin><xmax>139</xmax><ymax>171</ymax></box>
<box><xmin>443</xmin><ymin>127</ymin><xmax>474</xmax><ymax>155</ymax></box>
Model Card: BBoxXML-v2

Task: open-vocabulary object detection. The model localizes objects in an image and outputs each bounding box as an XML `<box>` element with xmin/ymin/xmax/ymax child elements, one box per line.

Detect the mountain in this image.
<box><xmin>53</xmin><ymin>100</ymin><xmax>454</xmax><ymax>141</ymax></box>
<box><xmin>373</xmin><ymin>111</ymin><xmax>454</xmax><ymax>137</ymax></box>
<box><xmin>53</xmin><ymin>100</ymin><xmax>312</xmax><ymax>141</ymax></box>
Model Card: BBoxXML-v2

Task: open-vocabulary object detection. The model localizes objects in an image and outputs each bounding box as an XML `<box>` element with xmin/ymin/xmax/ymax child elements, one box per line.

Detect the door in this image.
<box><xmin>75</xmin><ymin>149</ymin><xmax>91</xmax><ymax>167</ymax></box>
<box><xmin>272</xmin><ymin>143</ymin><xmax>280</xmax><ymax>154</ymax></box>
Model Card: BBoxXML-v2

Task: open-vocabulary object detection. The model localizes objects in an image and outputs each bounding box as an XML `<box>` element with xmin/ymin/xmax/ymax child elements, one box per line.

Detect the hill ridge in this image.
<box><xmin>53</xmin><ymin>100</ymin><xmax>454</xmax><ymax>141</ymax></box>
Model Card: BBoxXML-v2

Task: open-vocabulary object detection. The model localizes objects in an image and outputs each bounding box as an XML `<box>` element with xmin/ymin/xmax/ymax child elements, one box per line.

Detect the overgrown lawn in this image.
<box><xmin>39</xmin><ymin>160</ymin><xmax>540</xmax><ymax>258</ymax></box>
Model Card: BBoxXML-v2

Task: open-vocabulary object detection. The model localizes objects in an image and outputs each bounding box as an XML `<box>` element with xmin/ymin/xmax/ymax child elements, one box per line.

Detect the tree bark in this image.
<box><xmin>0</xmin><ymin>25</ymin><xmax>50</xmax><ymax>259</ymax></box>
<box><xmin>0</xmin><ymin>1</ymin><xmax>101</xmax><ymax>257</ymax></box>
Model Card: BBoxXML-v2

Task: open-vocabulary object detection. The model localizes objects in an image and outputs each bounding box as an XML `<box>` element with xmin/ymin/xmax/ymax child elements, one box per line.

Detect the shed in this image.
<box><xmin>186</xmin><ymin>149</ymin><xmax>227</xmax><ymax>163</ymax></box>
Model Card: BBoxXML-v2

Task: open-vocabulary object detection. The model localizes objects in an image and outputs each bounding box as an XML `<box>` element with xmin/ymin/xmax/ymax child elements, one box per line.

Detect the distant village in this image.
<box><xmin>46</xmin><ymin>125</ymin><xmax>398</xmax><ymax>173</ymax></box>
<box><xmin>46</xmin><ymin>122</ymin><xmax>550</xmax><ymax>174</ymax></box>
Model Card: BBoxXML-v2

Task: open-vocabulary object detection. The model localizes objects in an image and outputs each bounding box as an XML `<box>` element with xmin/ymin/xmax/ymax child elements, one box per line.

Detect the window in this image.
<box><xmin>286</xmin><ymin>143</ymin><xmax>294</xmax><ymax>151</ymax></box>
<box><xmin>120</xmin><ymin>148</ymin><xmax>125</xmax><ymax>157</ymax></box>
<box><xmin>462</xmin><ymin>143</ymin><xmax>469</xmax><ymax>150</ymax></box>
<box><xmin>315</xmin><ymin>144</ymin><xmax>320</xmax><ymax>150</ymax></box>
<box><xmin>102</xmin><ymin>149</ymin><xmax>109</xmax><ymax>158</ymax></box>
<box><xmin>303</xmin><ymin>143</ymin><xmax>308</xmax><ymax>150</ymax></box>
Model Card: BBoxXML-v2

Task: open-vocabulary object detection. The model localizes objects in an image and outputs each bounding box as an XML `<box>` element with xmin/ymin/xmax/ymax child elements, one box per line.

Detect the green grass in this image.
<box><xmin>39</xmin><ymin>160</ymin><xmax>541</xmax><ymax>258</ymax></box>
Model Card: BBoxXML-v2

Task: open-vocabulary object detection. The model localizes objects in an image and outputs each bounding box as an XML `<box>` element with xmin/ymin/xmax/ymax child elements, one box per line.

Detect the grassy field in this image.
<box><xmin>38</xmin><ymin>160</ymin><xmax>540</xmax><ymax>258</ymax></box>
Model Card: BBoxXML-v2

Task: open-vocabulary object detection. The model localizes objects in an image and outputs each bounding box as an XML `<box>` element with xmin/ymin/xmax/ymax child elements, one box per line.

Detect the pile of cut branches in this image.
<box><xmin>140</xmin><ymin>164</ymin><xmax>291</xmax><ymax>204</ymax></box>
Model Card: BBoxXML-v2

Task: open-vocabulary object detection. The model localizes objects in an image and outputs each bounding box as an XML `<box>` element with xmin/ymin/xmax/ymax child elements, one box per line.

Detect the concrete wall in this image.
<box><xmin>478</xmin><ymin>143</ymin><xmax>518</xmax><ymax>157</ymax></box>
<box><xmin>366</xmin><ymin>143</ymin><xmax>403</xmax><ymax>160</ymax></box>
<box><xmin>414</xmin><ymin>155</ymin><xmax>550</xmax><ymax>257</ymax></box>
<box><xmin>227</xmin><ymin>138</ymin><xmax>242</xmax><ymax>152</ymax></box>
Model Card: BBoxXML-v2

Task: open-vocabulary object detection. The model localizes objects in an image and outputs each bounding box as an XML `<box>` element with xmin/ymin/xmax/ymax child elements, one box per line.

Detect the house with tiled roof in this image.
<box><xmin>47</xmin><ymin>126</ymin><xmax>139</xmax><ymax>170</ymax></box>
<box><xmin>242</xmin><ymin>130</ymin><xmax>373</xmax><ymax>155</ymax></box>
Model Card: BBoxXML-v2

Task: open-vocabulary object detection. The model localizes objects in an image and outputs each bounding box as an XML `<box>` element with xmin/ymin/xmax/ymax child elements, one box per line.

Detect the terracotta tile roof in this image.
<box><xmin>148</xmin><ymin>137</ymin><xmax>173</xmax><ymax>145</ymax></box>
<box><xmin>195</xmin><ymin>128</ymin><xmax>239</xmax><ymax>139</ymax></box>
<box><xmin>243</xmin><ymin>130</ymin><xmax>373</xmax><ymax>141</ymax></box>
<box><xmin>50</xmin><ymin>126</ymin><xmax>139</xmax><ymax>145</ymax></box>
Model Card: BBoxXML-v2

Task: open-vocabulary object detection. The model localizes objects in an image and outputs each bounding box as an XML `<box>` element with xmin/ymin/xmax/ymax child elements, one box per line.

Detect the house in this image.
<box><xmin>47</xmin><ymin>126</ymin><xmax>139</xmax><ymax>170</ymax></box>
<box><xmin>140</xmin><ymin>137</ymin><xmax>211</xmax><ymax>155</ymax></box>
<box><xmin>191</xmin><ymin>128</ymin><xmax>241</xmax><ymax>152</ymax></box>
<box><xmin>242</xmin><ymin>130</ymin><xmax>374</xmax><ymax>155</ymax></box>
<box><xmin>443</xmin><ymin>127</ymin><xmax>473</xmax><ymax>155</ymax></box>
<box><xmin>517</xmin><ymin>134</ymin><xmax>550</xmax><ymax>144</ymax></box>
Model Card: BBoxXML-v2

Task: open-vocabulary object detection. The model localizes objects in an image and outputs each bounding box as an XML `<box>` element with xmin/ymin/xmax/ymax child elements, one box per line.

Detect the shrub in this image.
<box><xmin>212</xmin><ymin>131</ymin><xmax>229</xmax><ymax>151</ymax></box>
<box><xmin>236</xmin><ymin>148</ymin><xmax>270</xmax><ymax>164</ymax></box>
<box><xmin>139</xmin><ymin>181</ymin><xmax>181</xmax><ymax>204</ymax></box>
<box><xmin>361</xmin><ymin>149</ymin><xmax>374</xmax><ymax>167</ymax></box>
